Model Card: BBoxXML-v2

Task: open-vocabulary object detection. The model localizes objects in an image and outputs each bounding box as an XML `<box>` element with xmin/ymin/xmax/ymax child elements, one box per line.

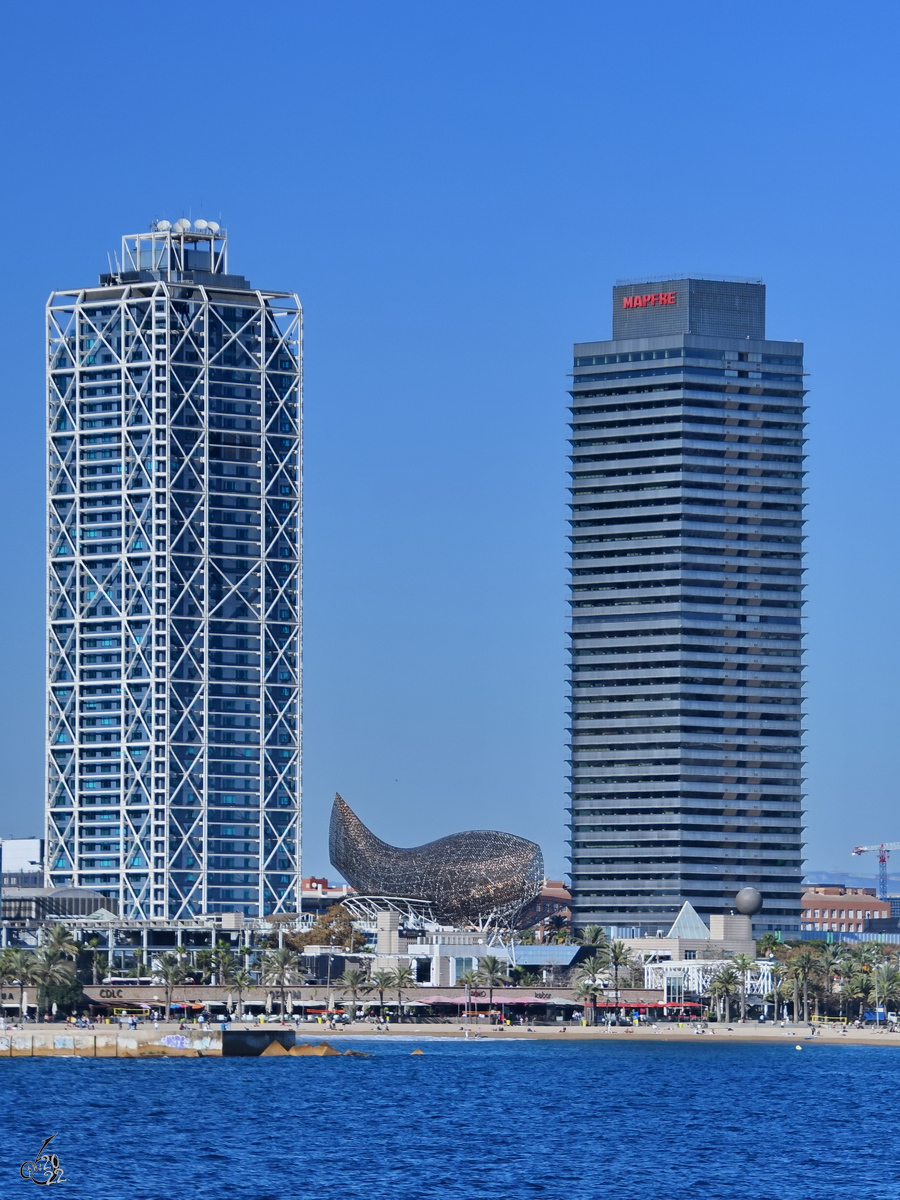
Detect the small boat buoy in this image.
<box><xmin>795</xmin><ymin>1045</ymin><xmax>802</xmax><ymax>1050</ymax></box>
<box><xmin>411</xmin><ymin>1048</ymin><xmax>424</xmax><ymax>1055</ymax></box>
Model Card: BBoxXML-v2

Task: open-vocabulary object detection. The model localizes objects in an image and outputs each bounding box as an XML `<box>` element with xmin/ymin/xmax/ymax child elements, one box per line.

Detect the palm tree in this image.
<box><xmin>756</xmin><ymin>932</ymin><xmax>782</xmax><ymax>957</ymax></box>
<box><xmin>768</xmin><ymin>959</ymin><xmax>788</xmax><ymax>1021</ymax></box>
<box><xmin>30</xmin><ymin>949</ymin><xmax>73</xmax><ymax>1018</ymax></box>
<box><xmin>369</xmin><ymin>969</ymin><xmax>394</xmax><ymax>1019</ymax></box>
<box><xmin>155</xmin><ymin>952</ymin><xmax>187</xmax><ymax>1020</ymax></box>
<box><xmin>578</xmin><ymin>925</ymin><xmax>608</xmax><ymax>948</ymax></box>
<box><xmin>0</xmin><ymin>951</ymin><xmax>26</xmax><ymax>1019</ymax></box>
<box><xmin>572</xmin><ymin>978</ymin><xmax>601</xmax><ymax>1025</ymax></box>
<box><xmin>127</xmin><ymin>950</ymin><xmax>146</xmax><ymax>980</ymax></box>
<box><xmin>509</xmin><ymin>965</ymin><xmax>539</xmax><ymax>987</ymax></box>
<box><xmin>337</xmin><ymin>966</ymin><xmax>371</xmax><ymax>1020</ymax></box>
<box><xmin>874</xmin><ymin>964</ymin><xmax>900</xmax><ymax>1016</ymax></box>
<box><xmin>732</xmin><ymin>953</ymin><xmax>756</xmax><ymax>1022</ymax></box>
<box><xmin>213</xmin><ymin>940</ymin><xmax>238</xmax><ymax>985</ymax></box>
<box><xmin>476</xmin><ymin>955</ymin><xmax>508</xmax><ymax>1021</ymax></box>
<box><xmin>1</xmin><ymin>949</ymin><xmax>36</xmax><ymax>1021</ymax></box>
<box><xmin>455</xmin><ymin>966</ymin><xmax>480</xmax><ymax>990</ymax></box>
<box><xmin>606</xmin><ymin>942</ymin><xmax>635</xmax><ymax>1025</ymax></box>
<box><xmin>83</xmin><ymin>936</ymin><xmax>104</xmax><ymax>986</ymax></box>
<box><xmin>455</xmin><ymin>967</ymin><xmax>480</xmax><ymax>1021</ymax></box>
<box><xmin>194</xmin><ymin>949</ymin><xmax>216</xmax><ymax>985</ymax></box>
<box><xmin>0</xmin><ymin>950</ymin><xmax>18</xmax><ymax>989</ymax></box>
<box><xmin>838</xmin><ymin>945</ymin><xmax>877</xmax><ymax>1021</ymax></box>
<box><xmin>843</xmin><ymin>971</ymin><xmax>870</xmax><ymax>1022</ymax></box>
<box><xmin>545</xmin><ymin>914</ymin><xmax>571</xmax><ymax>944</ymax></box>
<box><xmin>575</xmin><ymin>952</ymin><xmax>608</xmax><ymax>1026</ymax></box>
<box><xmin>789</xmin><ymin>948</ymin><xmax>819</xmax><ymax>1023</ymax></box>
<box><xmin>43</xmin><ymin>924</ymin><xmax>81</xmax><ymax>959</ymax></box>
<box><xmin>222</xmin><ymin>966</ymin><xmax>254</xmax><ymax>1022</ymax></box>
<box><xmin>262</xmin><ymin>947</ymin><xmax>299</xmax><ymax>1021</ymax></box>
<box><xmin>817</xmin><ymin>944</ymin><xmax>846</xmax><ymax>1018</ymax></box>
<box><xmin>214</xmin><ymin>950</ymin><xmax>238</xmax><ymax>988</ymax></box>
<box><xmin>390</xmin><ymin>965</ymin><xmax>415</xmax><ymax>1020</ymax></box>
<box><xmin>709</xmin><ymin>964</ymin><xmax>740</xmax><ymax>1022</ymax></box>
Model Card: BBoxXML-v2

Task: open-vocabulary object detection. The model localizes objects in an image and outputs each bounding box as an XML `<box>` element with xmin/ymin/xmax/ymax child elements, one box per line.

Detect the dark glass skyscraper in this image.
<box><xmin>45</xmin><ymin>222</ymin><xmax>301</xmax><ymax>919</ymax></box>
<box><xmin>567</xmin><ymin>277</ymin><xmax>804</xmax><ymax>936</ymax></box>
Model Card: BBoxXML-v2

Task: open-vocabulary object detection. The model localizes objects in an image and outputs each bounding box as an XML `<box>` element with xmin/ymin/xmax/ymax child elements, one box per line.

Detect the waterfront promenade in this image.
<box><xmin>1</xmin><ymin>1019</ymin><xmax>897</xmax><ymax>1054</ymax></box>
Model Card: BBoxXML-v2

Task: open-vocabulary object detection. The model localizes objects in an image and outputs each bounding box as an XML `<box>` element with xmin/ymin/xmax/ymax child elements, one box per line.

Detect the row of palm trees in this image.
<box><xmin>572</xmin><ymin>939</ymin><xmax>639</xmax><ymax>1024</ymax></box>
<box><xmin>756</xmin><ymin>940</ymin><xmax>900</xmax><ymax>1023</ymax></box>
<box><xmin>0</xmin><ymin>930</ymin><xmax>429</xmax><ymax>1023</ymax></box>
<box><xmin>673</xmin><ymin>941</ymin><xmax>900</xmax><ymax>1024</ymax></box>
<box><xmin>22</xmin><ymin>923</ymin><xmax>898</xmax><ymax>1027</ymax></box>
<box><xmin>0</xmin><ymin>931</ymin><xmax>310</xmax><ymax>1022</ymax></box>
<box><xmin>0</xmin><ymin>925</ymin><xmax>83</xmax><ymax>1019</ymax></box>
<box><xmin>339</xmin><ymin>956</ymin><xmax>540</xmax><ymax>1020</ymax></box>
<box><xmin>324</xmin><ymin>938</ymin><xmax>900</xmax><ymax>1026</ymax></box>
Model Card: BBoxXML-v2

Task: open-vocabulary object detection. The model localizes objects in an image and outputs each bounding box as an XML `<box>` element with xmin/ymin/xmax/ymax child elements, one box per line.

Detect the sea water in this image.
<box><xmin>1</xmin><ymin>1036</ymin><xmax>898</xmax><ymax>1199</ymax></box>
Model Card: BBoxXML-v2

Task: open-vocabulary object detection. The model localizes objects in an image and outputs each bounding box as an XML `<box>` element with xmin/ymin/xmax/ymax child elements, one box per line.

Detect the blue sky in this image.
<box><xmin>0</xmin><ymin>1</ymin><xmax>897</xmax><ymax>881</ymax></box>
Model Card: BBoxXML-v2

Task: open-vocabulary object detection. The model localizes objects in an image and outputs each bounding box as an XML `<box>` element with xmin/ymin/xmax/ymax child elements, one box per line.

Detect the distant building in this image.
<box><xmin>566</xmin><ymin>277</ymin><xmax>806</xmax><ymax>936</ymax></box>
<box><xmin>517</xmin><ymin>880</ymin><xmax>571</xmax><ymax>937</ymax></box>
<box><xmin>800</xmin><ymin>886</ymin><xmax>889</xmax><ymax>933</ymax></box>
<box><xmin>614</xmin><ymin>901</ymin><xmax>756</xmax><ymax>964</ymax></box>
<box><xmin>1</xmin><ymin>886</ymin><xmax>117</xmax><ymax>921</ymax></box>
<box><xmin>0</xmin><ymin>838</ymin><xmax>45</xmax><ymax>888</ymax></box>
<box><xmin>301</xmin><ymin>876</ymin><xmax>353</xmax><ymax>918</ymax></box>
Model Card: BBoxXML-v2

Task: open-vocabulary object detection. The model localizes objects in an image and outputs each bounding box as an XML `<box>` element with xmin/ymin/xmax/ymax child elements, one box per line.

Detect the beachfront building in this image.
<box><xmin>801</xmin><ymin>886</ymin><xmax>889</xmax><ymax>934</ymax></box>
<box><xmin>567</xmin><ymin>277</ymin><xmax>805</xmax><ymax>937</ymax></box>
<box><xmin>45</xmin><ymin>221</ymin><xmax>302</xmax><ymax>919</ymax></box>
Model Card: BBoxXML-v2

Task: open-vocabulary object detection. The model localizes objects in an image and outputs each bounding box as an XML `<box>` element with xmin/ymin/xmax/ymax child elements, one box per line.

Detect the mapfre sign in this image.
<box><xmin>622</xmin><ymin>291</ymin><xmax>677</xmax><ymax>309</ymax></box>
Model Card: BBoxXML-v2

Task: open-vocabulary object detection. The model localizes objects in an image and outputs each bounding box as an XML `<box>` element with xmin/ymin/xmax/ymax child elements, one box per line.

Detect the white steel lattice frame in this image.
<box><xmin>643</xmin><ymin>960</ymin><xmax>774</xmax><ymax>997</ymax></box>
<box><xmin>45</xmin><ymin>229</ymin><xmax>302</xmax><ymax>919</ymax></box>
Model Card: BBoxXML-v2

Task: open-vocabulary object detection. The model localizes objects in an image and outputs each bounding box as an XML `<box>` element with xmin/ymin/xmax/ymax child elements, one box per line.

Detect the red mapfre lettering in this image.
<box><xmin>622</xmin><ymin>290</ymin><xmax>677</xmax><ymax>309</ymax></box>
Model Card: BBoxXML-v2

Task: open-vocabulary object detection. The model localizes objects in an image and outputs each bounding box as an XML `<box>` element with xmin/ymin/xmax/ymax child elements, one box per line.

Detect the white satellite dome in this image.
<box><xmin>156</xmin><ymin>219</ymin><xmax>171</xmax><ymax>231</ymax></box>
<box><xmin>193</xmin><ymin>219</ymin><xmax>208</xmax><ymax>230</ymax></box>
<box><xmin>206</xmin><ymin>221</ymin><xmax>220</xmax><ymax>233</ymax></box>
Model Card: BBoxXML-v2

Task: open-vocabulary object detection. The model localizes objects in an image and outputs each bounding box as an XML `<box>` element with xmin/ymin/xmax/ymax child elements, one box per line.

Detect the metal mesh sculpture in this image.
<box><xmin>329</xmin><ymin>794</ymin><xmax>543</xmax><ymax>927</ymax></box>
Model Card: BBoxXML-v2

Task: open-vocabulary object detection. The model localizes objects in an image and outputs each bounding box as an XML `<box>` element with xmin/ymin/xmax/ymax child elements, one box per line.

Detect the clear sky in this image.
<box><xmin>0</xmin><ymin>1</ymin><xmax>897</xmax><ymax>883</ymax></box>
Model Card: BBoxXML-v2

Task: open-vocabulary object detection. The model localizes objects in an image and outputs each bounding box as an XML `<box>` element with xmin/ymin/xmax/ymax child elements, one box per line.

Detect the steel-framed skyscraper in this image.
<box><xmin>567</xmin><ymin>277</ymin><xmax>805</xmax><ymax>936</ymax></box>
<box><xmin>45</xmin><ymin>221</ymin><xmax>301</xmax><ymax>919</ymax></box>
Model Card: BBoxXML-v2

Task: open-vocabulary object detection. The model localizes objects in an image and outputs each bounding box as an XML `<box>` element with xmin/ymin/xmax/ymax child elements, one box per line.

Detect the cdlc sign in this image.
<box><xmin>622</xmin><ymin>291</ymin><xmax>677</xmax><ymax>309</ymax></box>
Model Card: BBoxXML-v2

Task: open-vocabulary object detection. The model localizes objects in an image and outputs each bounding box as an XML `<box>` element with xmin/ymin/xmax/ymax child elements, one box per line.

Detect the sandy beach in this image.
<box><xmin>260</xmin><ymin>1020</ymin><xmax>900</xmax><ymax>1047</ymax></box>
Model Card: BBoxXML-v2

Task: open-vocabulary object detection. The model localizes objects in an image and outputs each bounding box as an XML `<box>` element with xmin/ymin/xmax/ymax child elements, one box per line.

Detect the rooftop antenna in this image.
<box><xmin>106</xmin><ymin>251</ymin><xmax>114</xmax><ymax>275</ymax></box>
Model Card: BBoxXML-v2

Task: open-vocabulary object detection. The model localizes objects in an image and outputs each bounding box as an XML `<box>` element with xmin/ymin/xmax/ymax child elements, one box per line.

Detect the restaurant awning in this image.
<box><xmin>495</xmin><ymin>996</ymin><xmax>562</xmax><ymax>1005</ymax></box>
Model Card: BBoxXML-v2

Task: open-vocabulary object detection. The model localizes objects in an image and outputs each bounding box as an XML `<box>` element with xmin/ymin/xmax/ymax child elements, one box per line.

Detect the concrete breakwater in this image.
<box><xmin>0</xmin><ymin>1029</ymin><xmax>301</xmax><ymax>1057</ymax></box>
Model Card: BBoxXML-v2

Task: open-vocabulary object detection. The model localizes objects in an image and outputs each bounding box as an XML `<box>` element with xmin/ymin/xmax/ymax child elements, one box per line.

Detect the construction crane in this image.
<box><xmin>851</xmin><ymin>842</ymin><xmax>900</xmax><ymax>901</ymax></box>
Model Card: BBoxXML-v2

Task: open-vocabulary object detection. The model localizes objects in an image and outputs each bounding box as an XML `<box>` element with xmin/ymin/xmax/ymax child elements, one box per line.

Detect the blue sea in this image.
<box><xmin>2</xmin><ymin>1036</ymin><xmax>898</xmax><ymax>1199</ymax></box>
